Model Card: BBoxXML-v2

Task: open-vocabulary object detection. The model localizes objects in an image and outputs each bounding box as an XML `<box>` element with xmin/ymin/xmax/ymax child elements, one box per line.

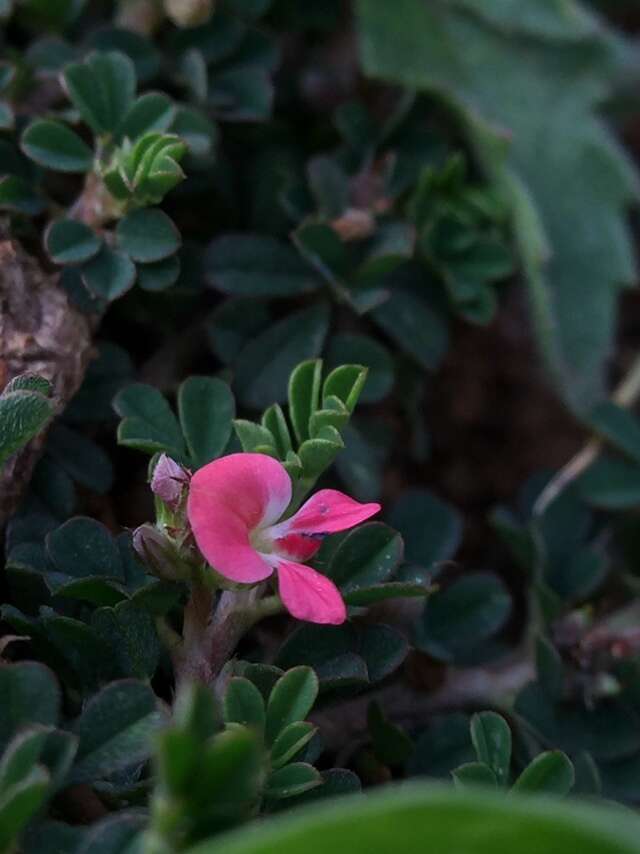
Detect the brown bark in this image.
<box><xmin>0</xmin><ymin>228</ymin><xmax>94</xmax><ymax>526</ymax></box>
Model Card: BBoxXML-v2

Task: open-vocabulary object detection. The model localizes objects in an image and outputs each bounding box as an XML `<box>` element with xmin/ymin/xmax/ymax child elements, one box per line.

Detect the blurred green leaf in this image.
<box><xmin>265</xmin><ymin>667</ymin><xmax>318</xmax><ymax>746</ymax></box>
<box><xmin>205</xmin><ymin>234</ymin><xmax>320</xmax><ymax>298</ymax></box>
<box><xmin>45</xmin><ymin>220</ymin><xmax>102</xmax><ymax>265</ymax></box>
<box><xmin>178</xmin><ymin>376</ymin><xmax>235</xmax><ymax>469</ymax></box>
<box><xmin>116</xmin><ymin>208</ymin><xmax>181</xmax><ymax>263</ymax></box>
<box><xmin>21</xmin><ymin>120</ymin><xmax>93</xmax><ymax>173</ymax></box>
<box><xmin>185</xmin><ymin>782</ymin><xmax>640</xmax><ymax>854</ymax></box>
<box><xmin>512</xmin><ymin>751</ymin><xmax>575</xmax><ymax>796</ymax></box>
<box><xmin>357</xmin><ymin>0</ymin><xmax>638</xmax><ymax>410</ymax></box>
<box><xmin>63</xmin><ymin>51</ymin><xmax>136</xmax><ymax>136</ymax></box>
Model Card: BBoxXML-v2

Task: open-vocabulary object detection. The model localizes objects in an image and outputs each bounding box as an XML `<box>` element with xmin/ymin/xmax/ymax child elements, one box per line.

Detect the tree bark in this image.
<box><xmin>0</xmin><ymin>229</ymin><xmax>93</xmax><ymax>526</ymax></box>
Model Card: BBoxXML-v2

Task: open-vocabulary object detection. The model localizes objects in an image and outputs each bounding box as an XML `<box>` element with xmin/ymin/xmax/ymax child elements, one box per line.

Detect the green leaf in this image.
<box><xmin>117</xmin><ymin>91</ymin><xmax>175</xmax><ymax>141</ymax></box>
<box><xmin>265</xmin><ymin>667</ymin><xmax>318</xmax><ymax>746</ymax></box>
<box><xmin>0</xmin><ymin>766</ymin><xmax>51</xmax><ymax>852</ymax></box>
<box><xmin>289</xmin><ymin>360</ymin><xmax>323</xmax><ymax>445</ymax></box>
<box><xmin>223</xmin><ymin>678</ymin><xmax>265</xmax><ymax>730</ymax></box>
<box><xmin>0</xmin><ymin>390</ymin><xmax>53</xmax><ymax>467</ymax></box>
<box><xmin>356</xmin><ymin>0</ymin><xmax>638</xmax><ymax>410</ymax></box>
<box><xmin>356</xmin><ymin>221</ymin><xmax>416</xmax><ymax>282</ymax></box>
<box><xmin>47</xmin><ymin>516</ymin><xmax>122</xmax><ymax>581</ymax></box>
<box><xmin>388</xmin><ymin>489</ymin><xmax>462</xmax><ymax>570</ymax></box>
<box><xmin>185</xmin><ymin>782</ymin><xmax>640</xmax><ymax>854</ymax></box>
<box><xmin>172</xmin><ymin>105</ymin><xmax>218</xmax><ymax>158</ymax></box>
<box><xmin>262</xmin><ymin>405</ymin><xmax>293</xmax><ymax>458</ymax></box>
<box><xmin>265</xmin><ymin>763</ymin><xmax>322</xmax><ymax>800</ymax></box>
<box><xmin>343</xmin><ymin>580</ymin><xmax>431</xmax><ymax>607</ymax></box>
<box><xmin>0</xmin><ymin>174</ymin><xmax>45</xmax><ymax>215</ymax></box>
<box><xmin>276</xmin><ymin>624</ymin><xmax>408</xmax><ymax>690</ymax></box>
<box><xmin>307</xmin><ymin>155</ymin><xmax>349</xmax><ymax>218</ymax></box>
<box><xmin>87</xmin><ymin>27</ymin><xmax>161</xmax><ymax>83</ymax></box>
<box><xmin>91</xmin><ymin>601</ymin><xmax>161</xmax><ymax>680</ymax></box>
<box><xmin>207</xmin><ymin>298</ymin><xmax>271</xmax><ymax>366</ymax></box>
<box><xmin>0</xmin><ymin>727</ymin><xmax>49</xmax><ymax>791</ymax></box>
<box><xmin>194</xmin><ymin>727</ymin><xmax>262</xmax><ymax>820</ymax></box>
<box><xmin>205</xmin><ymin>234</ymin><xmax>320</xmax><ymax>298</ymax></box>
<box><xmin>114</xmin><ymin>383</ymin><xmax>186</xmax><ymax>459</ymax></box>
<box><xmin>75</xmin><ymin>813</ymin><xmax>146</xmax><ymax>854</ymax></box>
<box><xmin>63</xmin><ymin>51</ymin><xmax>136</xmax><ymax>135</ymax></box>
<box><xmin>233</xmin><ymin>420</ymin><xmax>277</xmax><ymax>455</ymax></box>
<box><xmin>178</xmin><ymin>376</ymin><xmax>235</xmax><ymax>469</ymax></box>
<box><xmin>368</xmin><ymin>701</ymin><xmax>414</xmax><ymax>767</ymax></box>
<box><xmin>470</xmin><ymin>712</ymin><xmax>511</xmax><ymax>786</ymax></box>
<box><xmin>371</xmin><ymin>284</ymin><xmax>449</xmax><ymax>371</ymax></box>
<box><xmin>235</xmin><ymin>304</ymin><xmax>330</xmax><ymax>410</ymax></box>
<box><xmin>577</xmin><ymin>454</ymin><xmax>640</xmax><ymax>510</ymax></box>
<box><xmin>270</xmin><ymin>722</ymin><xmax>317</xmax><ymax>770</ymax></box>
<box><xmin>323</xmin><ymin>365</ymin><xmax>368</xmax><ymax>414</ymax></box>
<box><xmin>136</xmin><ymin>254</ymin><xmax>181</xmax><ymax>292</ymax></box>
<box><xmin>512</xmin><ymin>751</ymin><xmax>575</xmax><ymax>796</ymax></box>
<box><xmin>415</xmin><ymin>573</ymin><xmax>511</xmax><ymax>662</ymax></box>
<box><xmin>116</xmin><ymin>208</ymin><xmax>181</xmax><ymax>263</ymax></box>
<box><xmin>46</xmin><ymin>423</ymin><xmax>113</xmax><ymax>494</ymax></box>
<box><xmin>298</xmin><ymin>436</ymin><xmax>343</xmax><ymax>479</ymax></box>
<box><xmin>587</xmin><ymin>401</ymin><xmax>640</xmax><ymax>465</ymax></box>
<box><xmin>81</xmin><ymin>246</ymin><xmax>137</xmax><ymax>301</ymax></box>
<box><xmin>326</xmin><ymin>334</ymin><xmax>394</xmax><ymax>404</ymax></box>
<box><xmin>0</xmin><ymin>100</ymin><xmax>14</xmax><ymax>130</ymax></box>
<box><xmin>0</xmin><ymin>663</ymin><xmax>60</xmax><ymax>753</ymax></box>
<box><xmin>5</xmin><ymin>373</ymin><xmax>51</xmax><ymax>396</ymax></box>
<box><xmin>232</xmin><ymin>663</ymin><xmax>284</xmax><ymax>703</ymax></box>
<box><xmin>45</xmin><ymin>219</ymin><xmax>102</xmax><ymax>265</ymax></box>
<box><xmin>21</xmin><ymin>120</ymin><xmax>94</xmax><ymax>173</ymax></box>
<box><xmin>327</xmin><ymin>523</ymin><xmax>403</xmax><ymax>592</ymax></box>
<box><xmin>452</xmin><ymin>762</ymin><xmax>497</xmax><ymax>790</ymax></box>
<box><xmin>70</xmin><ymin>680</ymin><xmax>165</xmax><ymax>784</ymax></box>
<box><xmin>105</xmin><ymin>132</ymin><xmax>187</xmax><ymax>206</ymax></box>
<box><xmin>536</xmin><ymin>635</ymin><xmax>564</xmax><ymax>701</ymax></box>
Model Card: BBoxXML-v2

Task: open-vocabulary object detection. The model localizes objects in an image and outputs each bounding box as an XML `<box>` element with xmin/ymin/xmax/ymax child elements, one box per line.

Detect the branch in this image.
<box><xmin>311</xmin><ymin>655</ymin><xmax>534</xmax><ymax>756</ymax></box>
<box><xmin>0</xmin><ymin>228</ymin><xmax>93</xmax><ymax>527</ymax></box>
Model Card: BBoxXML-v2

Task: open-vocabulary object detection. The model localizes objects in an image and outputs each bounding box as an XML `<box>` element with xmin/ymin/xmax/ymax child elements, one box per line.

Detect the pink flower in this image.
<box><xmin>187</xmin><ymin>453</ymin><xmax>380</xmax><ymax>625</ymax></box>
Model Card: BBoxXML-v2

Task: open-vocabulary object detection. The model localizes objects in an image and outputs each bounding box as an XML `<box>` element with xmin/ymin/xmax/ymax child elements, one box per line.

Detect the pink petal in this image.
<box><xmin>187</xmin><ymin>453</ymin><xmax>291</xmax><ymax>583</ymax></box>
<box><xmin>276</xmin><ymin>559</ymin><xmax>347</xmax><ymax>625</ymax></box>
<box><xmin>272</xmin><ymin>532</ymin><xmax>323</xmax><ymax>563</ymax></box>
<box><xmin>270</xmin><ymin>490</ymin><xmax>380</xmax><ymax>538</ymax></box>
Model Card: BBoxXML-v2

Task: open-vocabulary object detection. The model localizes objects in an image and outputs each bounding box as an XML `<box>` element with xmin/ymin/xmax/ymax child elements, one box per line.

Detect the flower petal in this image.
<box><xmin>276</xmin><ymin>559</ymin><xmax>347</xmax><ymax>625</ymax></box>
<box><xmin>187</xmin><ymin>453</ymin><xmax>291</xmax><ymax>583</ymax></box>
<box><xmin>270</xmin><ymin>489</ymin><xmax>380</xmax><ymax>538</ymax></box>
<box><xmin>272</xmin><ymin>533</ymin><xmax>323</xmax><ymax>562</ymax></box>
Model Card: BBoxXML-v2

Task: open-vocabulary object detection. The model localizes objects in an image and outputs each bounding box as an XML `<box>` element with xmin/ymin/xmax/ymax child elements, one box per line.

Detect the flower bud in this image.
<box><xmin>133</xmin><ymin>523</ymin><xmax>189</xmax><ymax>581</ymax></box>
<box><xmin>151</xmin><ymin>454</ymin><xmax>190</xmax><ymax>510</ymax></box>
<box><xmin>164</xmin><ymin>0</ymin><xmax>213</xmax><ymax>27</ymax></box>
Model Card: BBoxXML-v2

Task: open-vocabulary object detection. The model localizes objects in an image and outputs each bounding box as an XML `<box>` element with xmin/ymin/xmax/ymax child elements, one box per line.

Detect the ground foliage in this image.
<box><xmin>3</xmin><ymin>0</ymin><xmax>640</xmax><ymax>851</ymax></box>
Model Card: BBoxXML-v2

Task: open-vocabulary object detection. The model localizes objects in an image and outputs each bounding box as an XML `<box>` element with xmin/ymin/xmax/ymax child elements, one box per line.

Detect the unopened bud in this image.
<box><xmin>151</xmin><ymin>454</ymin><xmax>190</xmax><ymax>510</ymax></box>
<box><xmin>330</xmin><ymin>208</ymin><xmax>376</xmax><ymax>242</ymax></box>
<box><xmin>164</xmin><ymin>0</ymin><xmax>213</xmax><ymax>27</ymax></box>
<box><xmin>133</xmin><ymin>523</ymin><xmax>189</xmax><ymax>581</ymax></box>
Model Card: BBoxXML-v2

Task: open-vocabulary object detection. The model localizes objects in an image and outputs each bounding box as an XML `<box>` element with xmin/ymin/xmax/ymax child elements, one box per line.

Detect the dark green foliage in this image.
<box><xmin>3</xmin><ymin>0</ymin><xmax>640</xmax><ymax>850</ymax></box>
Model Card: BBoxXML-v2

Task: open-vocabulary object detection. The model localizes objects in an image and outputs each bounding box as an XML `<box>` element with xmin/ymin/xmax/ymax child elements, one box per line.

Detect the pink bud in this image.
<box><xmin>151</xmin><ymin>454</ymin><xmax>190</xmax><ymax>508</ymax></box>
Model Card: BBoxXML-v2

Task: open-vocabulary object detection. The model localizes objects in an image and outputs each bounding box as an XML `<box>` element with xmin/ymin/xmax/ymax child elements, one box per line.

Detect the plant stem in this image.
<box><xmin>526</xmin><ymin>351</ymin><xmax>640</xmax><ymax>643</ymax></box>
<box><xmin>533</xmin><ymin>352</ymin><xmax>640</xmax><ymax>519</ymax></box>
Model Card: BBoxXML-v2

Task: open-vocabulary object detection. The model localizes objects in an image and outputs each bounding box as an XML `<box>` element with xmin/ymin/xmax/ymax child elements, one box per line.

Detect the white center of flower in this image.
<box><xmin>249</xmin><ymin>526</ymin><xmax>276</xmax><ymax>555</ymax></box>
